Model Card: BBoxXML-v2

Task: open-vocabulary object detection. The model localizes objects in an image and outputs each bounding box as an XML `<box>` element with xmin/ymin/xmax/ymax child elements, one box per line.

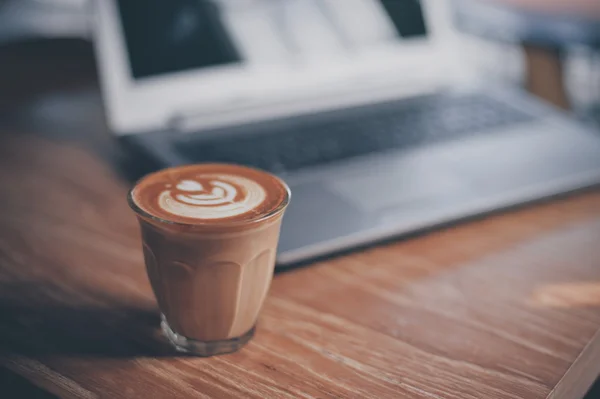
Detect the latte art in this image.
<box><xmin>131</xmin><ymin>164</ymin><xmax>289</xmax><ymax>225</ymax></box>
<box><xmin>174</xmin><ymin>180</ymin><xmax>238</xmax><ymax>206</ymax></box>
<box><xmin>158</xmin><ymin>175</ymin><xmax>266</xmax><ymax>220</ymax></box>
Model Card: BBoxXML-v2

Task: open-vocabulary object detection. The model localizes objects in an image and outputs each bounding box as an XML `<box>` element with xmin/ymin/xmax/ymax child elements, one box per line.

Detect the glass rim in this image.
<box><xmin>127</xmin><ymin>168</ymin><xmax>291</xmax><ymax>229</ymax></box>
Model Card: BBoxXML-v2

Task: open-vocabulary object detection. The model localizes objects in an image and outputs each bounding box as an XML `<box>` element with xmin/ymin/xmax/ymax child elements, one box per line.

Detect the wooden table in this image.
<box><xmin>1</xmin><ymin>40</ymin><xmax>600</xmax><ymax>399</ymax></box>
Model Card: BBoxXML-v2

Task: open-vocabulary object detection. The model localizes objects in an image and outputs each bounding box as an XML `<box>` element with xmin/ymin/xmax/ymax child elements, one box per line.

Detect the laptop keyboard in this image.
<box><xmin>175</xmin><ymin>92</ymin><xmax>534</xmax><ymax>173</ymax></box>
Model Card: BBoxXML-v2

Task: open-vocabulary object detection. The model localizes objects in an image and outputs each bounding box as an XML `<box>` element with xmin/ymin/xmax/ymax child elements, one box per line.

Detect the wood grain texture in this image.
<box><xmin>1</xmin><ymin>40</ymin><xmax>600</xmax><ymax>399</ymax></box>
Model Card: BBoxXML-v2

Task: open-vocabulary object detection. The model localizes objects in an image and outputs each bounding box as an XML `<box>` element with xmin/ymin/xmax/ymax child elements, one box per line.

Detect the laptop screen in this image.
<box><xmin>117</xmin><ymin>0</ymin><xmax>428</xmax><ymax>80</ymax></box>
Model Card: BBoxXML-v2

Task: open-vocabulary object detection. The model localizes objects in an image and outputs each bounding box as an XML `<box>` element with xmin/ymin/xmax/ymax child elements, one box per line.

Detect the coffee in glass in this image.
<box><xmin>129</xmin><ymin>163</ymin><xmax>290</xmax><ymax>356</ymax></box>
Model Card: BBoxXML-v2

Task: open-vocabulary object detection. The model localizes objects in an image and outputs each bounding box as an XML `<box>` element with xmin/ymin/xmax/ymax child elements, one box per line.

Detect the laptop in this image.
<box><xmin>93</xmin><ymin>0</ymin><xmax>600</xmax><ymax>266</ymax></box>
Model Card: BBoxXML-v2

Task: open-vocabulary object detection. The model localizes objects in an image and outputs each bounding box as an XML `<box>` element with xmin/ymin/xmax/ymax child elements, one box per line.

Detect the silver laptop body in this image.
<box><xmin>93</xmin><ymin>0</ymin><xmax>600</xmax><ymax>265</ymax></box>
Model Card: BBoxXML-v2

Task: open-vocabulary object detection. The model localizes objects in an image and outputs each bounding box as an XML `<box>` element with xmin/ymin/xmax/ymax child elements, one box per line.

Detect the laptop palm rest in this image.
<box><xmin>277</xmin><ymin>121</ymin><xmax>600</xmax><ymax>264</ymax></box>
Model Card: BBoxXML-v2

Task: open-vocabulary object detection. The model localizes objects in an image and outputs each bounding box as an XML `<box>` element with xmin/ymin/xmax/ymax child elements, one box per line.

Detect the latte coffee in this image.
<box><xmin>129</xmin><ymin>164</ymin><xmax>290</xmax><ymax>356</ymax></box>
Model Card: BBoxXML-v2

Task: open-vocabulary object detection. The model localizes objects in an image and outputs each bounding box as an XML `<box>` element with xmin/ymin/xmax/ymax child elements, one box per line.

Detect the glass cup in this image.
<box><xmin>128</xmin><ymin>172</ymin><xmax>290</xmax><ymax>357</ymax></box>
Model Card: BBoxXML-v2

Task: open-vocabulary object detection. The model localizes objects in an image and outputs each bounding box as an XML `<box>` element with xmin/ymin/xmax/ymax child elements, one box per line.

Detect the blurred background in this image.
<box><xmin>0</xmin><ymin>0</ymin><xmax>598</xmax><ymax>128</ymax></box>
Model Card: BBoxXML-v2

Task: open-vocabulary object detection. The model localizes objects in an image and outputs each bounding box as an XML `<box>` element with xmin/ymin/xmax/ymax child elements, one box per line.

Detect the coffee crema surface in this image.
<box><xmin>131</xmin><ymin>164</ymin><xmax>289</xmax><ymax>225</ymax></box>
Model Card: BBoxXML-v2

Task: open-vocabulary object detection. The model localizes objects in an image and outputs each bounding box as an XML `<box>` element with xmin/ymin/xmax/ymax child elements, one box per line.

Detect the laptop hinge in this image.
<box><xmin>169</xmin><ymin>79</ymin><xmax>441</xmax><ymax>134</ymax></box>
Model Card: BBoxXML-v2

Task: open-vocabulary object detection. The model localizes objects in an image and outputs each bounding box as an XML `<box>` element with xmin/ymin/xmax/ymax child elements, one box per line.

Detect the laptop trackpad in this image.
<box><xmin>329</xmin><ymin>164</ymin><xmax>468</xmax><ymax>214</ymax></box>
<box><xmin>279</xmin><ymin>156</ymin><xmax>472</xmax><ymax>255</ymax></box>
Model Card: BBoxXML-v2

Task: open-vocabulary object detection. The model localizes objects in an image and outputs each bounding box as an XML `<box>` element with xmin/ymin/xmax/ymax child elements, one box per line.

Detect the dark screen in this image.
<box><xmin>116</xmin><ymin>0</ymin><xmax>427</xmax><ymax>80</ymax></box>
<box><xmin>378</xmin><ymin>0</ymin><xmax>427</xmax><ymax>38</ymax></box>
<box><xmin>117</xmin><ymin>0</ymin><xmax>241</xmax><ymax>79</ymax></box>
